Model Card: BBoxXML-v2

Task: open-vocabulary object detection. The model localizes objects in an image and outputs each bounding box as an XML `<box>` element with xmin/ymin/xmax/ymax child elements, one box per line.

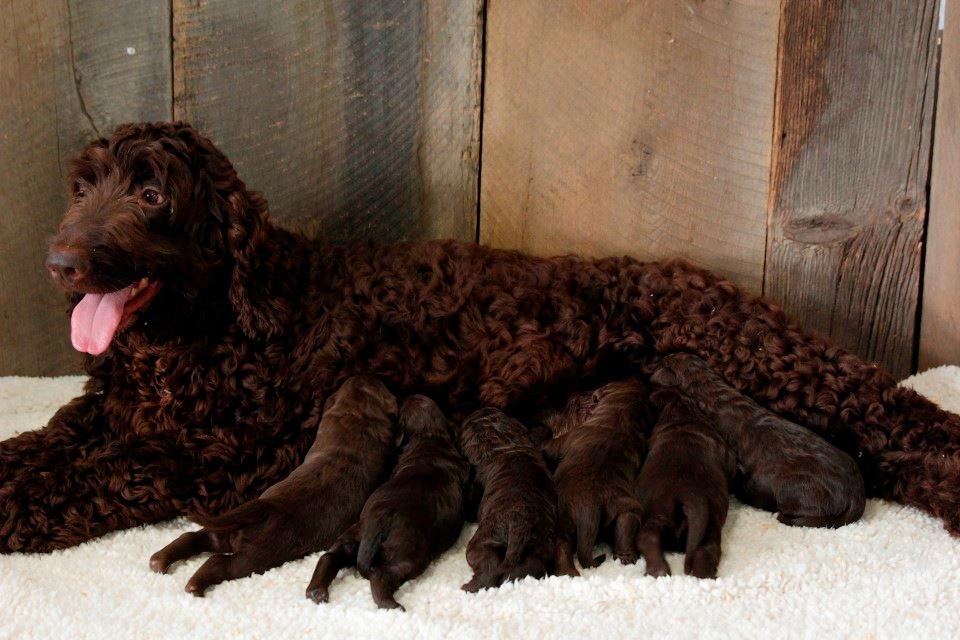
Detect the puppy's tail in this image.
<box><xmin>682</xmin><ymin>496</ymin><xmax>709</xmax><ymax>558</ymax></box>
<box><xmin>357</xmin><ymin>518</ymin><xmax>390</xmax><ymax>575</ymax></box>
<box><xmin>575</xmin><ymin>502</ymin><xmax>604</xmax><ymax>569</ymax></box>
<box><xmin>189</xmin><ymin>499</ymin><xmax>275</xmax><ymax>531</ymax></box>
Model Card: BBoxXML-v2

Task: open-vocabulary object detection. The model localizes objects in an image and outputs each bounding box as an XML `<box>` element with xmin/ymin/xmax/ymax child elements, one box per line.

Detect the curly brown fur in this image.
<box><xmin>305</xmin><ymin>395</ymin><xmax>468</xmax><ymax>610</ymax></box>
<box><xmin>148</xmin><ymin>375</ymin><xmax>397</xmax><ymax>596</ymax></box>
<box><xmin>544</xmin><ymin>380</ymin><xmax>649</xmax><ymax>576</ymax></box>
<box><xmin>4</xmin><ymin>121</ymin><xmax>960</xmax><ymax>555</ymax></box>
<box><xmin>636</xmin><ymin>397</ymin><xmax>735</xmax><ymax>579</ymax></box>
<box><xmin>652</xmin><ymin>354</ymin><xmax>866</xmax><ymax>527</ymax></box>
<box><xmin>459</xmin><ymin>408</ymin><xmax>557</xmax><ymax>591</ymax></box>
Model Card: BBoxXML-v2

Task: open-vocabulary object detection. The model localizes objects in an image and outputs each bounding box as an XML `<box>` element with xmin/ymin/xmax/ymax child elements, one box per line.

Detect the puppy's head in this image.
<box><xmin>650</xmin><ymin>353</ymin><xmax>707</xmax><ymax>388</ymax></box>
<box><xmin>324</xmin><ymin>375</ymin><xmax>399</xmax><ymax>426</ymax></box>
<box><xmin>459</xmin><ymin>407</ymin><xmax>529</xmax><ymax>465</ymax></box>
<box><xmin>399</xmin><ymin>395</ymin><xmax>455</xmax><ymax>440</ymax></box>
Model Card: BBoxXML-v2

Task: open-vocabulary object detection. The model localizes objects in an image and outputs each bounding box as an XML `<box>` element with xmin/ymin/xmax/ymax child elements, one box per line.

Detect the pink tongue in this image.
<box><xmin>70</xmin><ymin>287</ymin><xmax>133</xmax><ymax>355</ymax></box>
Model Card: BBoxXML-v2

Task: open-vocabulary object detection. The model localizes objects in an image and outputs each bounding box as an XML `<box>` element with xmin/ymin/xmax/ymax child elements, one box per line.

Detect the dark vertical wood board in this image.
<box><xmin>479</xmin><ymin>0</ymin><xmax>780</xmax><ymax>292</ymax></box>
<box><xmin>920</xmin><ymin>5</ymin><xmax>960</xmax><ymax>370</ymax></box>
<box><xmin>765</xmin><ymin>0</ymin><xmax>940</xmax><ymax>379</ymax></box>
<box><xmin>173</xmin><ymin>0</ymin><xmax>482</xmax><ymax>243</ymax></box>
<box><xmin>0</xmin><ymin>1</ymin><xmax>172</xmax><ymax>376</ymax></box>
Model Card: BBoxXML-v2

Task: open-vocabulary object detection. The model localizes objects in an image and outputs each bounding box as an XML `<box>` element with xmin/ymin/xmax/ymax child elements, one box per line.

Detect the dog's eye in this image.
<box><xmin>74</xmin><ymin>181</ymin><xmax>86</xmax><ymax>197</ymax></box>
<box><xmin>141</xmin><ymin>188</ymin><xmax>164</xmax><ymax>206</ymax></box>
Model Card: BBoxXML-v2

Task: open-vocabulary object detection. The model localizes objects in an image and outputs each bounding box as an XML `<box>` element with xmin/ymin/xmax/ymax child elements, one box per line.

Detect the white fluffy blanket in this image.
<box><xmin>2</xmin><ymin>369</ymin><xmax>959</xmax><ymax>639</ymax></box>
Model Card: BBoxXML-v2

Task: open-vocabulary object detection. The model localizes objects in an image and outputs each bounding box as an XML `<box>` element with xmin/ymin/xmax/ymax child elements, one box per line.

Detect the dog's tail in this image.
<box><xmin>189</xmin><ymin>499</ymin><xmax>274</xmax><ymax>531</ymax></box>
<box><xmin>682</xmin><ymin>495</ymin><xmax>709</xmax><ymax>558</ymax></box>
<box><xmin>357</xmin><ymin>517</ymin><xmax>391</xmax><ymax>575</ymax></box>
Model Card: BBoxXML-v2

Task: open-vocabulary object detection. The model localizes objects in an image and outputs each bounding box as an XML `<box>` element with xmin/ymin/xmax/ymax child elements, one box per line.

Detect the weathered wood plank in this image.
<box><xmin>0</xmin><ymin>0</ymin><xmax>172</xmax><ymax>376</ymax></box>
<box><xmin>479</xmin><ymin>0</ymin><xmax>780</xmax><ymax>292</ymax></box>
<box><xmin>765</xmin><ymin>0</ymin><xmax>940</xmax><ymax>378</ymax></box>
<box><xmin>173</xmin><ymin>0</ymin><xmax>482</xmax><ymax>243</ymax></box>
<box><xmin>920</xmin><ymin>5</ymin><xmax>959</xmax><ymax>370</ymax></box>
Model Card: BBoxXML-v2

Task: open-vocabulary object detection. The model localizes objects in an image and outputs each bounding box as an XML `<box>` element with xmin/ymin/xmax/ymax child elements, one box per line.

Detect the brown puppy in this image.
<box><xmin>459</xmin><ymin>408</ymin><xmax>558</xmax><ymax>592</ymax></box>
<box><xmin>149</xmin><ymin>375</ymin><xmax>397</xmax><ymax>595</ymax></box>
<box><xmin>305</xmin><ymin>395</ymin><xmax>469</xmax><ymax>610</ymax></box>
<box><xmin>652</xmin><ymin>354</ymin><xmax>866</xmax><ymax>528</ymax></box>
<box><xmin>544</xmin><ymin>380</ymin><xmax>648</xmax><ymax>576</ymax></box>
<box><xmin>636</xmin><ymin>394</ymin><xmax>735</xmax><ymax>579</ymax></box>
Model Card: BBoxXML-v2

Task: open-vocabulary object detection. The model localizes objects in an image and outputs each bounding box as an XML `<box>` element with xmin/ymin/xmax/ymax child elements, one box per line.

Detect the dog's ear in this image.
<box><xmin>649</xmin><ymin>365</ymin><xmax>679</xmax><ymax>387</ymax></box>
<box><xmin>174</xmin><ymin>124</ymin><xmax>293</xmax><ymax>338</ymax></box>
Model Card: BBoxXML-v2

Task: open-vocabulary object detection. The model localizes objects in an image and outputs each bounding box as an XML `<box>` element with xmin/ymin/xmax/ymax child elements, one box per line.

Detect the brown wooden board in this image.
<box><xmin>479</xmin><ymin>0</ymin><xmax>781</xmax><ymax>292</ymax></box>
<box><xmin>920</xmin><ymin>5</ymin><xmax>960</xmax><ymax>370</ymax></box>
<box><xmin>173</xmin><ymin>0</ymin><xmax>483</xmax><ymax>244</ymax></box>
<box><xmin>0</xmin><ymin>1</ymin><xmax>172</xmax><ymax>375</ymax></box>
<box><xmin>765</xmin><ymin>0</ymin><xmax>940</xmax><ymax>379</ymax></box>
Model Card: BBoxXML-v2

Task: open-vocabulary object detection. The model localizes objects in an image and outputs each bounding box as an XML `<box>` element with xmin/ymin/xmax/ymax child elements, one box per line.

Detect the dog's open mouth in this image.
<box><xmin>70</xmin><ymin>278</ymin><xmax>162</xmax><ymax>355</ymax></box>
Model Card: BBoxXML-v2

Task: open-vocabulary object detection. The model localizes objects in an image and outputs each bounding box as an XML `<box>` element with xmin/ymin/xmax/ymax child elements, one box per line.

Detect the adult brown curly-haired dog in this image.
<box><xmin>636</xmin><ymin>394</ymin><xmax>736</xmax><ymax>579</ymax></box>
<box><xmin>544</xmin><ymin>380</ymin><xmax>648</xmax><ymax>576</ymax></box>
<box><xmin>652</xmin><ymin>354</ymin><xmax>866</xmax><ymax>528</ymax></box>
<box><xmin>460</xmin><ymin>408</ymin><xmax>558</xmax><ymax>591</ymax></box>
<box><xmin>4</xmin><ymin>121</ymin><xmax>960</xmax><ymax>556</ymax></box>
<box><xmin>149</xmin><ymin>374</ymin><xmax>397</xmax><ymax>595</ymax></box>
<box><xmin>306</xmin><ymin>394</ymin><xmax>469</xmax><ymax>610</ymax></box>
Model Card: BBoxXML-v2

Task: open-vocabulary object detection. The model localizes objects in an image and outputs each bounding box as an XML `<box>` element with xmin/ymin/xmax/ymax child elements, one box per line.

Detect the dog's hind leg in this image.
<box><xmin>612</xmin><ymin>508</ymin><xmax>641</xmax><ymax>565</ymax></box>
<box><xmin>306</xmin><ymin>523</ymin><xmax>361</xmax><ymax>603</ymax></box>
<box><xmin>149</xmin><ymin>528</ymin><xmax>231</xmax><ymax>574</ymax></box>
<box><xmin>369</xmin><ymin>559</ymin><xmax>423</xmax><ymax>611</ymax></box>
<box><xmin>183</xmin><ymin>553</ymin><xmax>267</xmax><ymax>596</ymax></box>
<box><xmin>554</xmin><ymin>536</ymin><xmax>579</xmax><ymax>577</ymax></box>
<box><xmin>503</xmin><ymin>554</ymin><xmax>549</xmax><ymax>583</ymax></box>
<box><xmin>637</xmin><ymin>522</ymin><xmax>670</xmax><ymax>577</ymax></box>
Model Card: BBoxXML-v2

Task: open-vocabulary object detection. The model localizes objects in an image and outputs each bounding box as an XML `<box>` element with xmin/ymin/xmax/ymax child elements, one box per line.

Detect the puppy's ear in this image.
<box><xmin>649</xmin><ymin>365</ymin><xmax>679</xmax><ymax>387</ymax></box>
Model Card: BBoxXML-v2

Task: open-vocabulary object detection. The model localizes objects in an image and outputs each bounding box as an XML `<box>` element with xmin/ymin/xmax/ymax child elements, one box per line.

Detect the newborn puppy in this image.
<box><xmin>544</xmin><ymin>380</ymin><xmax>648</xmax><ymax>576</ymax></box>
<box><xmin>652</xmin><ymin>353</ymin><xmax>866</xmax><ymax>528</ymax></box>
<box><xmin>149</xmin><ymin>375</ymin><xmax>398</xmax><ymax>596</ymax></box>
<box><xmin>460</xmin><ymin>408</ymin><xmax>558</xmax><ymax>592</ymax></box>
<box><xmin>305</xmin><ymin>395</ymin><xmax>469</xmax><ymax>610</ymax></box>
<box><xmin>636</xmin><ymin>395</ymin><xmax>735</xmax><ymax>579</ymax></box>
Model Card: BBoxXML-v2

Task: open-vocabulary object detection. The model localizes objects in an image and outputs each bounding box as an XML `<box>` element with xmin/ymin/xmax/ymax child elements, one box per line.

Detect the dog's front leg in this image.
<box><xmin>0</xmin><ymin>390</ymin><xmax>187</xmax><ymax>553</ymax></box>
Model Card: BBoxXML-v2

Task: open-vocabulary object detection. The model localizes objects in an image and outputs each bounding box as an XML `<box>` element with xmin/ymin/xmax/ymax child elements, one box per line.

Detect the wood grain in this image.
<box><xmin>173</xmin><ymin>0</ymin><xmax>483</xmax><ymax>244</ymax></box>
<box><xmin>0</xmin><ymin>0</ymin><xmax>171</xmax><ymax>375</ymax></box>
<box><xmin>479</xmin><ymin>0</ymin><xmax>781</xmax><ymax>292</ymax></box>
<box><xmin>765</xmin><ymin>0</ymin><xmax>940</xmax><ymax>378</ymax></box>
<box><xmin>920</xmin><ymin>4</ymin><xmax>960</xmax><ymax>370</ymax></box>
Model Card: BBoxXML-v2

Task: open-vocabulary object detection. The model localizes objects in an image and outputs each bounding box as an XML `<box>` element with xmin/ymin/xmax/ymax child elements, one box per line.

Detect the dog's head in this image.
<box><xmin>47</xmin><ymin>122</ymin><xmax>284</xmax><ymax>355</ymax></box>
<box><xmin>399</xmin><ymin>395</ymin><xmax>455</xmax><ymax>440</ymax></box>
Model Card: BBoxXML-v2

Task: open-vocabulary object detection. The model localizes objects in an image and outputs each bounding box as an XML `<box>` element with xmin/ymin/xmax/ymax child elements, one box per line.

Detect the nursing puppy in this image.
<box><xmin>636</xmin><ymin>394</ymin><xmax>735</xmax><ymax>578</ymax></box>
<box><xmin>544</xmin><ymin>380</ymin><xmax>648</xmax><ymax>576</ymax></box>
<box><xmin>149</xmin><ymin>375</ymin><xmax>397</xmax><ymax>595</ymax></box>
<box><xmin>460</xmin><ymin>408</ymin><xmax>558</xmax><ymax>591</ymax></box>
<box><xmin>652</xmin><ymin>353</ymin><xmax>866</xmax><ymax>528</ymax></box>
<box><xmin>306</xmin><ymin>395</ymin><xmax>469</xmax><ymax>610</ymax></box>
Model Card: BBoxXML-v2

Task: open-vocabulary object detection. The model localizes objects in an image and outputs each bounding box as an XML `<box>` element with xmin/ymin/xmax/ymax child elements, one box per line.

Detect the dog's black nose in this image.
<box><xmin>46</xmin><ymin>247</ymin><xmax>91</xmax><ymax>287</ymax></box>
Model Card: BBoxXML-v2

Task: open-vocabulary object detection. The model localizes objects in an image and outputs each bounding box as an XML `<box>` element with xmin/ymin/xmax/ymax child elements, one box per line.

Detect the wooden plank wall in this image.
<box><xmin>481</xmin><ymin>0</ymin><xmax>942</xmax><ymax>379</ymax></box>
<box><xmin>920</xmin><ymin>1</ymin><xmax>960</xmax><ymax>369</ymax></box>
<box><xmin>765</xmin><ymin>0</ymin><xmax>940</xmax><ymax>379</ymax></box>
<box><xmin>480</xmin><ymin>0</ymin><xmax>780</xmax><ymax>293</ymax></box>
<box><xmin>173</xmin><ymin>0</ymin><xmax>482</xmax><ymax>243</ymax></box>
<box><xmin>0</xmin><ymin>0</ymin><xmax>482</xmax><ymax>376</ymax></box>
<box><xmin>0</xmin><ymin>1</ymin><xmax>950</xmax><ymax>377</ymax></box>
<box><xmin>0</xmin><ymin>0</ymin><xmax>172</xmax><ymax>376</ymax></box>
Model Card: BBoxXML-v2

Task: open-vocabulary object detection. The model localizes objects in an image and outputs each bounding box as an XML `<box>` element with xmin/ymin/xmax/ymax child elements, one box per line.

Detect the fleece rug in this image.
<box><xmin>1</xmin><ymin>369</ymin><xmax>960</xmax><ymax>640</ymax></box>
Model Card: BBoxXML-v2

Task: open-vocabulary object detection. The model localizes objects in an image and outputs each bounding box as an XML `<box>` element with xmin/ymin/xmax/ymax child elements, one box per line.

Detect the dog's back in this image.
<box><xmin>636</xmin><ymin>397</ymin><xmax>735</xmax><ymax>578</ymax></box>
<box><xmin>652</xmin><ymin>354</ymin><xmax>865</xmax><ymax>527</ymax></box>
<box><xmin>460</xmin><ymin>408</ymin><xmax>558</xmax><ymax>591</ymax></box>
<box><xmin>356</xmin><ymin>395</ymin><xmax>469</xmax><ymax>575</ymax></box>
